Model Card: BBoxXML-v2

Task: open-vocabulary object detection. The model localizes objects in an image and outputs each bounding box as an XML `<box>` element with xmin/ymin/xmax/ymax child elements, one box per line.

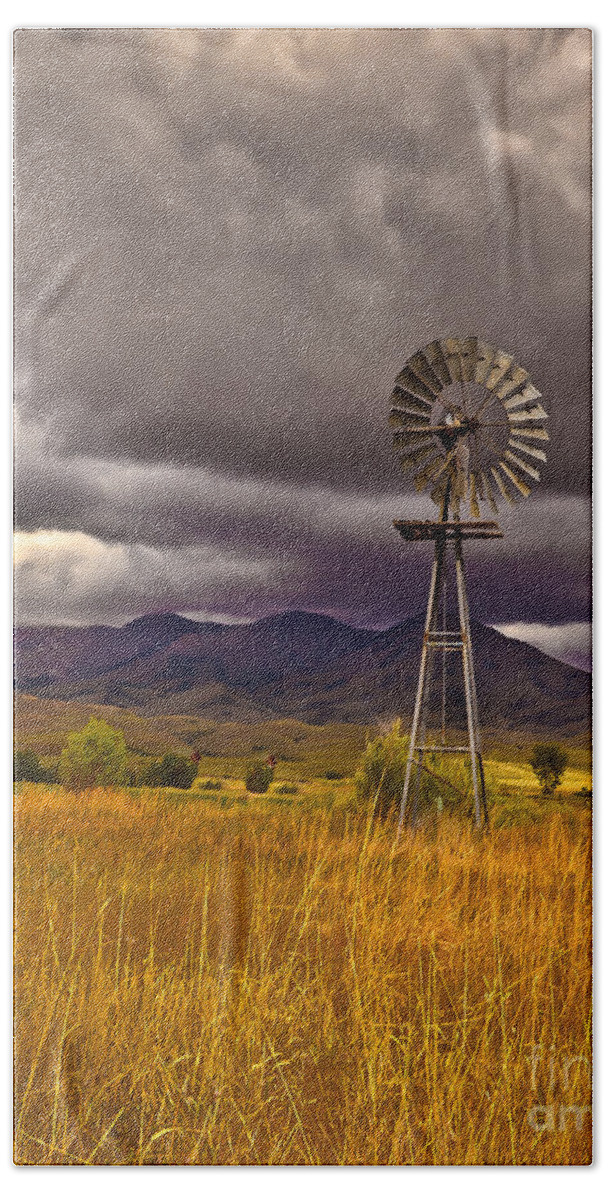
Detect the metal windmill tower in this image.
<box><xmin>390</xmin><ymin>336</ymin><xmax>549</xmax><ymax>833</ymax></box>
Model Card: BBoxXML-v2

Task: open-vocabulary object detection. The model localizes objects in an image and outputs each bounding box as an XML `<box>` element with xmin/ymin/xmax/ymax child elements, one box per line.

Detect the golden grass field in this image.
<box><xmin>14</xmin><ymin>759</ymin><xmax>592</xmax><ymax>1166</ymax></box>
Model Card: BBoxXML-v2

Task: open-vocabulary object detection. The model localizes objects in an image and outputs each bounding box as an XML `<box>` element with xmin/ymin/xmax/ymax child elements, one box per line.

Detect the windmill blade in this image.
<box><xmin>393</xmin><ymin>405</ymin><xmax>431</xmax><ymax>424</ymax></box>
<box><xmin>460</xmin><ymin>336</ymin><xmax>479</xmax><ymax>382</ymax></box>
<box><xmin>468</xmin><ymin>472</ymin><xmax>481</xmax><ymax>519</ymax></box>
<box><xmin>440</xmin><ymin>337</ymin><xmax>464</xmax><ymax>382</ymax></box>
<box><xmin>474</xmin><ymin>340</ymin><xmax>496</xmax><ymax>384</ymax></box>
<box><xmin>392</xmin><ymin>423</ymin><xmax>437</xmax><ymax>438</ymax></box>
<box><xmin>508</xmin><ymin>437</ymin><xmax>547</xmax><ymax>463</ymax></box>
<box><xmin>452</xmin><ymin>463</ymin><xmax>468</xmax><ymax>502</ymax></box>
<box><xmin>413</xmin><ymin>453</ymin><xmax>448</xmax><ymax>491</ymax></box>
<box><xmin>485</xmin><ymin>351</ymin><xmax>514</xmax><ymax>392</ymax></box>
<box><xmin>407</xmin><ymin>352</ymin><xmax>443</xmax><ymax>395</ymax></box>
<box><xmin>391</xmin><ymin>386</ymin><xmax>433</xmax><ymax>414</ymax></box>
<box><xmin>508</xmin><ymin>425</ymin><xmax>549</xmax><ymax>442</ymax></box>
<box><xmin>392</xmin><ymin>429</ymin><xmax>436</xmax><ymax>451</ymax></box>
<box><xmin>399</xmin><ymin>444</ymin><xmax>439</xmax><ymax>473</ymax></box>
<box><xmin>504</xmin><ymin>382</ymin><xmax>542</xmax><ymax>410</ymax></box>
<box><xmin>392</xmin><ymin>426</ymin><xmax>435</xmax><ymax>446</ymax></box>
<box><xmin>389</xmin><ymin>407</ymin><xmax>410</xmax><ymax>428</ymax></box>
<box><xmin>395</xmin><ymin>366</ymin><xmax>437</xmax><ymax>404</ymax></box>
<box><xmin>494</xmin><ymin>365</ymin><xmax>529</xmax><ymax>401</ymax></box>
<box><xmin>499</xmin><ymin>460</ymin><xmax>531</xmax><ymax>497</ymax></box>
<box><xmin>389</xmin><ymin>407</ymin><xmax>431</xmax><ymax>429</ymax></box>
<box><xmin>454</xmin><ymin>434</ymin><xmax>470</xmax><ymax>480</ymax></box>
<box><xmin>423</xmin><ymin>340</ymin><xmax>451</xmax><ymax>386</ymax></box>
<box><xmin>395</xmin><ymin>391</ymin><xmax>434</xmax><ymax>415</ymax></box>
<box><xmin>429</xmin><ymin>438</ymin><xmax>467</xmax><ymax>505</ymax></box>
<box><xmin>468</xmin><ymin>429</ymin><xmax>488</xmax><ymax>487</ymax></box>
<box><xmin>480</xmin><ymin>470</ymin><xmax>499</xmax><ymax>513</ymax></box>
<box><xmin>419</xmin><ymin>447</ymin><xmax>456</xmax><ymax>490</ymax></box>
<box><xmin>505</xmin><ymin>449</ymin><xmax>541</xmax><ymax>482</ymax></box>
<box><xmin>430</xmin><ymin>479</ymin><xmax>449</xmax><ymax>507</ymax></box>
<box><xmin>431</xmin><ymin>446</ymin><xmax>458</xmax><ymax>482</ymax></box>
<box><xmin>509</xmin><ymin>404</ymin><xmax>548</xmax><ymax>423</ymax></box>
<box><xmin>491</xmin><ymin>465</ymin><xmax>516</xmax><ymax>505</ymax></box>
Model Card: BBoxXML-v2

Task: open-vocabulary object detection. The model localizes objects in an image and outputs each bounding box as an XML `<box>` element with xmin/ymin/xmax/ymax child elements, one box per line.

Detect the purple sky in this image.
<box><xmin>14</xmin><ymin>29</ymin><xmax>592</xmax><ymax>660</ymax></box>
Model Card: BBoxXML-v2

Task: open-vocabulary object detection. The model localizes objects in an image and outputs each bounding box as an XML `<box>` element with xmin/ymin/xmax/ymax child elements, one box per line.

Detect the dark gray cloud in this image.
<box><xmin>14</xmin><ymin>28</ymin><xmax>592</xmax><ymax>628</ymax></box>
<box><xmin>14</xmin><ymin>454</ymin><xmax>591</xmax><ymax>627</ymax></box>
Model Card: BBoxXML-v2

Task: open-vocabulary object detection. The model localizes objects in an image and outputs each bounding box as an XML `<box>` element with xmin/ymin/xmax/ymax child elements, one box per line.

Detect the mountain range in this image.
<box><xmin>14</xmin><ymin>610</ymin><xmax>590</xmax><ymax>737</ymax></box>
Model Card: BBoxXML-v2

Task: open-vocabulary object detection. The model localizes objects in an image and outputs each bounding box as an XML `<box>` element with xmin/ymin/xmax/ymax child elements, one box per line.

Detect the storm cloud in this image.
<box><xmin>14</xmin><ymin>28</ymin><xmax>592</xmax><ymax>638</ymax></box>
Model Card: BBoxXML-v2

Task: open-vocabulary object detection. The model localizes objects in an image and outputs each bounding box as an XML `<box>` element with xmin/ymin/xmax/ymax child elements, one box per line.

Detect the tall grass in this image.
<box><xmin>14</xmin><ymin>782</ymin><xmax>591</xmax><ymax>1164</ymax></box>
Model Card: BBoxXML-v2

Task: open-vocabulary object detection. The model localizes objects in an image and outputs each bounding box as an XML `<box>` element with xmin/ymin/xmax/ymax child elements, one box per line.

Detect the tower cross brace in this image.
<box><xmin>394</xmin><ymin>516</ymin><xmax>503</xmax><ymax>834</ymax></box>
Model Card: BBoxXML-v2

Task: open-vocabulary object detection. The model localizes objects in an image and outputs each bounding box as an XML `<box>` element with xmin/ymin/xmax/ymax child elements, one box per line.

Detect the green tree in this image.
<box><xmin>59</xmin><ymin>718</ymin><xmax>128</xmax><ymax>790</ymax></box>
<box><xmin>530</xmin><ymin>743</ymin><xmax>569</xmax><ymax>796</ymax></box>
<box><xmin>245</xmin><ymin>760</ymin><xmax>274</xmax><ymax>794</ymax></box>
<box><xmin>354</xmin><ymin>720</ymin><xmax>409</xmax><ymax>818</ymax></box>
<box><xmin>14</xmin><ymin>749</ymin><xmax>55</xmax><ymax>783</ymax></box>
<box><xmin>142</xmin><ymin>753</ymin><xmax>198</xmax><ymax>790</ymax></box>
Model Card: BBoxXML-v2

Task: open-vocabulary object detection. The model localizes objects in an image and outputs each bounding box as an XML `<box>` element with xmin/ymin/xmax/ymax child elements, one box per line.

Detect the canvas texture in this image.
<box><xmin>13</xmin><ymin>28</ymin><xmax>592</xmax><ymax>1165</ymax></box>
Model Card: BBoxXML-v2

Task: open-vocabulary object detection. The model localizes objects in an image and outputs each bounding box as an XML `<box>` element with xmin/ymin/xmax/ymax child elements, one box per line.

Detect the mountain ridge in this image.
<box><xmin>14</xmin><ymin>609</ymin><xmax>590</xmax><ymax>735</ymax></box>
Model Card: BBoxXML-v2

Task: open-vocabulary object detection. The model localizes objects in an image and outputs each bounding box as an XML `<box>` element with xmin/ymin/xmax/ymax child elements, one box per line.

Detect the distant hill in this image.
<box><xmin>14</xmin><ymin>610</ymin><xmax>590</xmax><ymax>736</ymax></box>
<box><xmin>14</xmin><ymin>613</ymin><xmax>201</xmax><ymax>686</ymax></box>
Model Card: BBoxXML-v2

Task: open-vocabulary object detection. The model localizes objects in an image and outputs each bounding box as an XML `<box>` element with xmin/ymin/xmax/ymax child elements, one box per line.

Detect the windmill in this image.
<box><xmin>390</xmin><ymin>336</ymin><xmax>548</xmax><ymax>833</ymax></box>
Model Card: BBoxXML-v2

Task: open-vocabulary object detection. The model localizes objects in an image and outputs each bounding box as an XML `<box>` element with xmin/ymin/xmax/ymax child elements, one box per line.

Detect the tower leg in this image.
<box><xmin>477</xmin><ymin>753</ymin><xmax>490</xmax><ymax>828</ymax></box>
<box><xmin>454</xmin><ymin>538</ymin><xmax>487</xmax><ymax>829</ymax></box>
<box><xmin>398</xmin><ymin>535</ymin><xmax>445</xmax><ymax>836</ymax></box>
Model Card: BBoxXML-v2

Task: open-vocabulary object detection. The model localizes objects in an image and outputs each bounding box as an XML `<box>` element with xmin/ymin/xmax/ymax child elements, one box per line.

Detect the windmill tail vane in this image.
<box><xmin>390</xmin><ymin>336</ymin><xmax>548</xmax><ymax>834</ymax></box>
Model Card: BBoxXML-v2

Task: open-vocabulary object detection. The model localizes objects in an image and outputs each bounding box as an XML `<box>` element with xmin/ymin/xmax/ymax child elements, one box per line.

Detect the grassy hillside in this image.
<box><xmin>14</xmin><ymin>780</ymin><xmax>592</xmax><ymax>1165</ymax></box>
<box><xmin>14</xmin><ymin>694</ymin><xmax>592</xmax><ymax>780</ymax></box>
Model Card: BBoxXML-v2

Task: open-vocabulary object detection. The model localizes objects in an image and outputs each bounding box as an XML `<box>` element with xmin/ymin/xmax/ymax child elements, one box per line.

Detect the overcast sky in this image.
<box><xmin>14</xmin><ymin>28</ymin><xmax>592</xmax><ymax>654</ymax></box>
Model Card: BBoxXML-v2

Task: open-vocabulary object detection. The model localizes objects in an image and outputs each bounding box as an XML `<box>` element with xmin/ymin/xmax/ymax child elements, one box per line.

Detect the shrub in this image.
<box><xmin>141</xmin><ymin>753</ymin><xmax>198</xmax><ymax>790</ymax></box>
<box><xmin>354</xmin><ymin>724</ymin><xmax>480</xmax><ymax>822</ymax></box>
<box><xmin>245</xmin><ymin>760</ymin><xmax>274</xmax><ymax>794</ymax></box>
<box><xmin>354</xmin><ymin>721</ymin><xmax>408</xmax><ymax>819</ymax></box>
<box><xmin>136</xmin><ymin>760</ymin><xmax>156</xmax><ymax>786</ymax></box>
<box><xmin>59</xmin><ymin>718</ymin><xmax>128</xmax><ymax>791</ymax></box>
<box><xmin>530</xmin><ymin>743</ymin><xmax>569</xmax><ymax>795</ymax></box>
<box><xmin>13</xmin><ymin>749</ymin><xmax>56</xmax><ymax>784</ymax></box>
<box><xmin>418</xmin><ymin>754</ymin><xmax>478</xmax><ymax>820</ymax></box>
<box><xmin>43</xmin><ymin>761</ymin><xmax>59</xmax><ymax>784</ymax></box>
<box><xmin>325</xmin><ymin>770</ymin><xmax>345</xmax><ymax>780</ymax></box>
<box><xmin>198</xmin><ymin>778</ymin><xmax>223</xmax><ymax>790</ymax></box>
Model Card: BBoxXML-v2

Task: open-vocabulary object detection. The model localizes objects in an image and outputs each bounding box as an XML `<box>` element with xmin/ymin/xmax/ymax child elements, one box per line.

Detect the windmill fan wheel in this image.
<box><xmin>389</xmin><ymin>336</ymin><xmax>549</xmax><ymax>517</ymax></box>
